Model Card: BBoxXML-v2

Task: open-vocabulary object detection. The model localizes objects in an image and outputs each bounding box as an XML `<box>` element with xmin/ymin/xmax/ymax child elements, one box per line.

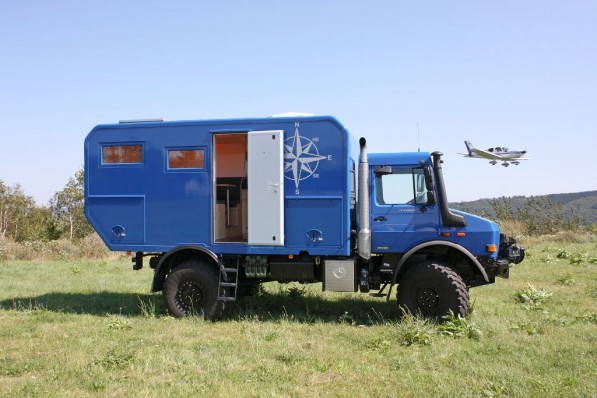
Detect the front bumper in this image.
<box><xmin>495</xmin><ymin>234</ymin><xmax>525</xmax><ymax>278</ymax></box>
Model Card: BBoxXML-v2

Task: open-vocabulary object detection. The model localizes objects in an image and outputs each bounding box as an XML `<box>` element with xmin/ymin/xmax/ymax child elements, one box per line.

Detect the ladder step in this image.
<box><xmin>217</xmin><ymin>297</ymin><xmax>237</xmax><ymax>302</ymax></box>
<box><xmin>218</xmin><ymin>257</ymin><xmax>240</xmax><ymax>302</ymax></box>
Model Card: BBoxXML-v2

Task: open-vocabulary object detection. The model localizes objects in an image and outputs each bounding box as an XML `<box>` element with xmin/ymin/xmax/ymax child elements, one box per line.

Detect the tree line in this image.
<box><xmin>0</xmin><ymin>168</ymin><xmax>92</xmax><ymax>242</ymax></box>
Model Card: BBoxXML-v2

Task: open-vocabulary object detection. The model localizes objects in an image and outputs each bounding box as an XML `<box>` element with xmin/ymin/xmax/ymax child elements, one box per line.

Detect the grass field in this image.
<box><xmin>0</xmin><ymin>240</ymin><xmax>596</xmax><ymax>397</ymax></box>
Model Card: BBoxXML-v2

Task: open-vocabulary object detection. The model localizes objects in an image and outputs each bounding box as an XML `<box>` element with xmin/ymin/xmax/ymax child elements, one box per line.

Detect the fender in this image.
<box><xmin>388</xmin><ymin>240</ymin><xmax>489</xmax><ymax>295</ymax></box>
<box><xmin>151</xmin><ymin>245</ymin><xmax>220</xmax><ymax>292</ymax></box>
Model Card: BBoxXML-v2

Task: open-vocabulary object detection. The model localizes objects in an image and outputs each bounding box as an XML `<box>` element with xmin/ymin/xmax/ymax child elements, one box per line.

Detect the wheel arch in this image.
<box><xmin>151</xmin><ymin>245</ymin><xmax>220</xmax><ymax>293</ymax></box>
<box><xmin>391</xmin><ymin>240</ymin><xmax>489</xmax><ymax>285</ymax></box>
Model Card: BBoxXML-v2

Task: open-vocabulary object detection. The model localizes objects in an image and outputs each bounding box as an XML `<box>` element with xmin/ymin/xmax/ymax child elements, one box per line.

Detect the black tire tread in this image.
<box><xmin>397</xmin><ymin>262</ymin><xmax>469</xmax><ymax>318</ymax></box>
<box><xmin>163</xmin><ymin>261</ymin><xmax>225</xmax><ymax>321</ymax></box>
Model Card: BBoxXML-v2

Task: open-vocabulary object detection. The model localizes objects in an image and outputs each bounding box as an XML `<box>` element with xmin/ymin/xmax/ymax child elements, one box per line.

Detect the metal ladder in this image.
<box><xmin>217</xmin><ymin>256</ymin><xmax>239</xmax><ymax>302</ymax></box>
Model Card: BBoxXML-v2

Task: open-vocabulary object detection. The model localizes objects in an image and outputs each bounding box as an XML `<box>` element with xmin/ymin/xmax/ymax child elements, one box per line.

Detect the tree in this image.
<box><xmin>50</xmin><ymin>168</ymin><xmax>92</xmax><ymax>240</ymax></box>
<box><xmin>0</xmin><ymin>181</ymin><xmax>36</xmax><ymax>241</ymax></box>
<box><xmin>20</xmin><ymin>206</ymin><xmax>60</xmax><ymax>242</ymax></box>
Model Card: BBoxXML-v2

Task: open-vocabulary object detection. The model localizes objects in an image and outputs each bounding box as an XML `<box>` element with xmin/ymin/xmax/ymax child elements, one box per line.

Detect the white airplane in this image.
<box><xmin>460</xmin><ymin>141</ymin><xmax>529</xmax><ymax>167</ymax></box>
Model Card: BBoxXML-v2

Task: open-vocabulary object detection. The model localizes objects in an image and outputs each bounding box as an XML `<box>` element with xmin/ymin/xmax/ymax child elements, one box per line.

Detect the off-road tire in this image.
<box><xmin>396</xmin><ymin>262</ymin><xmax>469</xmax><ymax>319</ymax></box>
<box><xmin>163</xmin><ymin>261</ymin><xmax>224</xmax><ymax>321</ymax></box>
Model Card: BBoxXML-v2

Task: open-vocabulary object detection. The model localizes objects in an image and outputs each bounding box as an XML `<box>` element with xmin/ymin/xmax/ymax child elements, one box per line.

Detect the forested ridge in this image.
<box><xmin>450</xmin><ymin>190</ymin><xmax>597</xmax><ymax>225</ymax></box>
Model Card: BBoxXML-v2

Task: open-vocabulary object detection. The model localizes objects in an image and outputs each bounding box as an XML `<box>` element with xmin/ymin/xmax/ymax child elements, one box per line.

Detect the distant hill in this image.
<box><xmin>450</xmin><ymin>190</ymin><xmax>597</xmax><ymax>225</ymax></box>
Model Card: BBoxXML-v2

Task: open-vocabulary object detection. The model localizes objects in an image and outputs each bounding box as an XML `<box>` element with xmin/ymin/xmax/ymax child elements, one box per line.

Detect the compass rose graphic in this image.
<box><xmin>284</xmin><ymin>127</ymin><xmax>327</xmax><ymax>189</ymax></box>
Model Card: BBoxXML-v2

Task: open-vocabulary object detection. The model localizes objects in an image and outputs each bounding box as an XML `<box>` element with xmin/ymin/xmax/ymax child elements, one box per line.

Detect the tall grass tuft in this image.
<box><xmin>138</xmin><ymin>296</ymin><xmax>158</xmax><ymax>318</ymax></box>
<box><xmin>397</xmin><ymin>312</ymin><xmax>435</xmax><ymax>346</ymax></box>
<box><xmin>0</xmin><ymin>233</ymin><xmax>112</xmax><ymax>261</ymax></box>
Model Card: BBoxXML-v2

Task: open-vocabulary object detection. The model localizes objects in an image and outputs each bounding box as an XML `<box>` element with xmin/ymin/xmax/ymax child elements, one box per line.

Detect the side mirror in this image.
<box><xmin>423</xmin><ymin>167</ymin><xmax>436</xmax><ymax>205</ymax></box>
<box><xmin>427</xmin><ymin>191</ymin><xmax>436</xmax><ymax>206</ymax></box>
<box><xmin>424</xmin><ymin>167</ymin><xmax>434</xmax><ymax>190</ymax></box>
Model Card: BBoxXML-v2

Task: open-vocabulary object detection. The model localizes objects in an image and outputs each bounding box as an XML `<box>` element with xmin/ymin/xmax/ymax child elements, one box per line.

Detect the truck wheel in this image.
<box><xmin>163</xmin><ymin>261</ymin><xmax>224</xmax><ymax>321</ymax></box>
<box><xmin>396</xmin><ymin>262</ymin><xmax>469</xmax><ymax>319</ymax></box>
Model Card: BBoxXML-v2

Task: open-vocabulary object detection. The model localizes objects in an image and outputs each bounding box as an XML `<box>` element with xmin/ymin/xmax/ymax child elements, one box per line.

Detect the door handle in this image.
<box><xmin>373</xmin><ymin>216</ymin><xmax>387</xmax><ymax>222</ymax></box>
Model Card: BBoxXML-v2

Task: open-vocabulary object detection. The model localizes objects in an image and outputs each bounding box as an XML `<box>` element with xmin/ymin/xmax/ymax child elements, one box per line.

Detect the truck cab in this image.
<box><xmin>356</xmin><ymin>143</ymin><xmax>523</xmax><ymax>318</ymax></box>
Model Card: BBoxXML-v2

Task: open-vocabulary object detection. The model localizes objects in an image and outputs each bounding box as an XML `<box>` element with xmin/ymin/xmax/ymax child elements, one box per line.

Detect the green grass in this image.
<box><xmin>0</xmin><ymin>241</ymin><xmax>596</xmax><ymax>397</ymax></box>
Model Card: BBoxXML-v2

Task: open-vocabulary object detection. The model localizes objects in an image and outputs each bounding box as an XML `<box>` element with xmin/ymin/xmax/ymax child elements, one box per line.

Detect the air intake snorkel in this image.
<box><xmin>431</xmin><ymin>151</ymin><xmax>466</xmax><ymax>227</ymax></box>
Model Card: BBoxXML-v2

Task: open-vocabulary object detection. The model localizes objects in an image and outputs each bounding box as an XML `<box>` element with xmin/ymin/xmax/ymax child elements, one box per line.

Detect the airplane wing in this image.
<box><xmin>468</xmin><ymin>147</ymin><xmax>504</xmax><ymax>160</ymax></box>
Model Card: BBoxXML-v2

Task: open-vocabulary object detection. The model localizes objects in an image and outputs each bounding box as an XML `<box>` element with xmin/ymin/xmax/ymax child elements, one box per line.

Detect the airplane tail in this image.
<box><xmin>464</xmin><ymin>140</ymin><xmax>475</xmax><ymax>156</ymax></box>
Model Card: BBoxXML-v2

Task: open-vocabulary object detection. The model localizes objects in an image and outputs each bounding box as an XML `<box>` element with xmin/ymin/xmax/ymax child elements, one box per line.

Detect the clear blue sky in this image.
<box><xmin>1</xmin><ymin>1</ymin><xmax>595</xmax><ymax>204</ymax></box>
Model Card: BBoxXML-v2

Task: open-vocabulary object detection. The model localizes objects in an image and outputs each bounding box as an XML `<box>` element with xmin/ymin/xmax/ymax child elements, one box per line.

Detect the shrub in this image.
<box><xmin>0</xmin><ymin>236</ymin><xmax>6</xmax><ymax>261</ymax></box>
<box><xmin>514</xmin><ymin>284</ymin><xmax>553</xmax><ymax>309</ymax></box>
<box><xmin>491</xmin><ymin>196</ymin><xmax>581</xmax><ymax>237</ymax></box>
<box><xmin>556</xmin><ymin>249</ymin><xmax>572</xmax><ymax>259</ymax></box>
<box><xmin>439</xmin><ymin>311</ymin><xmax>482</xmax><ymax>340</ymax></box>
<box><xmin>78</xmin><ymin>234</ymin><xmax>111</xmax><ymax>258</ymax></box>
<box><xmin>0</xmin><ymin>233</ymin><xmax>112</xmax><ymax>261</ymax></box>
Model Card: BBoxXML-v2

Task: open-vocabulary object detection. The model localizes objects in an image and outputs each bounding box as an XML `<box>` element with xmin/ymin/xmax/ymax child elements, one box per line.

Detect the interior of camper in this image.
<box><xmin>214</xmin><ymin>133</ymin><xmax>248</xmax><ymax>243</ymax></box>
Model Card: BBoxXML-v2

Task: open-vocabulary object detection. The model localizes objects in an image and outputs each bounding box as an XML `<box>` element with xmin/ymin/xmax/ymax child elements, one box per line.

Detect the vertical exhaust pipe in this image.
<box><xmin>358</xmin><ymin>137</ymin><xmax>371</xmax><ymax>260</ymax></box>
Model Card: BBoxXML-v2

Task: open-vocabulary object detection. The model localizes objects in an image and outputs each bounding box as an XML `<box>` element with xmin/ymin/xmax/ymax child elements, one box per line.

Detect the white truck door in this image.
<box><xmin>248</xmin><ymin>130</ymin><xmax>284</xmax><ymax>245</ymax></box>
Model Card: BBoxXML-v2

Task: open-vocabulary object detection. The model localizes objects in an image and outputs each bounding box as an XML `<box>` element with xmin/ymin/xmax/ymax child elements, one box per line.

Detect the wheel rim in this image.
<box><xmin>176</xmin><ymin>280</ymin><xmax>205</xmax><ymax>314</ymax></box>
<box><xmin>416</xmin><ymin>287</ymin><xmax>439</xmax><ymax>310</ymax></box>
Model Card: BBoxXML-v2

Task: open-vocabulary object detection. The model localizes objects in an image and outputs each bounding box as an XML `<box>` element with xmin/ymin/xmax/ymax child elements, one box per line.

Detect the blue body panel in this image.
<box><xmin>85</xmin><ymin>116</ymin><xmax>353</xmax><ymax>256</ymax></box>
<box><xmin>450</xmin><ymin>211</ymin><xmax>500</xmax><ymax>258</ymax></box>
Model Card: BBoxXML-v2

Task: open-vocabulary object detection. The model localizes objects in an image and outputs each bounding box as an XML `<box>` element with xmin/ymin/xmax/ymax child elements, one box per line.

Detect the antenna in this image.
<box><xmin>417</xmin><ymin>123</ymin><xmax>421</xmax><ymax>152</ymax></box>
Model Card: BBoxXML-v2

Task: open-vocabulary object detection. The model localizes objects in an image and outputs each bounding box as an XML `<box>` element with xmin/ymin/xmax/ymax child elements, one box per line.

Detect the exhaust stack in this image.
<box><xmin>358</xmin><ymin>137</ymin><xmax>371</xmax><ymax>260</ymax></box>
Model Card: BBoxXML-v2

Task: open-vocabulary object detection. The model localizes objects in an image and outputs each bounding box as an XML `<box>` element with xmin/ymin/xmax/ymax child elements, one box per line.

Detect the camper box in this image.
<box><xmin>84</xmin><ymin>116</ymin><xmax>353</xmax><ymax>257</ymax></box>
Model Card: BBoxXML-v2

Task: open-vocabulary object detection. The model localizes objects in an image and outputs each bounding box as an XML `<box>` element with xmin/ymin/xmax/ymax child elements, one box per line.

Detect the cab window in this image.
<box><xmin>376</xmin><ymin>168</ymin><xmax>428</xmax><ymax>205</ymax></box>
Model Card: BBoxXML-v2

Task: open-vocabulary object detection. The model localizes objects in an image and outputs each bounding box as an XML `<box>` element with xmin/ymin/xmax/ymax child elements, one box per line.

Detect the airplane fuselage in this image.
<box><xmin>484</xmin><ymin>147</ymin><xmax>527</xmax><ymax>159</ymax></box>
<box><xmin>461</xmin><ymin>141</ymin><xmax>529</xmax><ymax>166</ymax></box>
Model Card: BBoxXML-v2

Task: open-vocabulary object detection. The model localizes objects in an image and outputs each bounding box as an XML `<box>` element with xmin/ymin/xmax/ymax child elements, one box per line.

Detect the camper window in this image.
<box><xmin>102</xmin><ymin>144</ymin><xmax>143</xmax><ymax>164</ymax></box>
<box><xmin>168</xmin><ymin>148</ymin><xmax>205</xmax><ymax>169</ymax></box>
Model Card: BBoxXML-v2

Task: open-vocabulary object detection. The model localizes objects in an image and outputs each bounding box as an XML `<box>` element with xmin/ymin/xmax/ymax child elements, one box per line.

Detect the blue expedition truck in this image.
<box><xmin>84</xmin><ymin>115</ymin><xmax>524</xmax><ymax>320</ymax></box>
